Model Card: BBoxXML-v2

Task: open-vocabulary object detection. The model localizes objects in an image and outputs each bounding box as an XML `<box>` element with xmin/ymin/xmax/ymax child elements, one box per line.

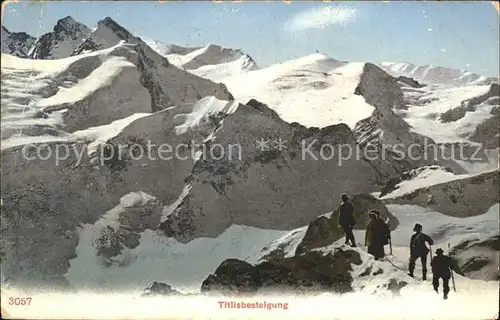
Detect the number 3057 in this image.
<box><xmin>8</xmin><ymin>297</ymin><xmax>32</xmax><ymax>305</ymax></box>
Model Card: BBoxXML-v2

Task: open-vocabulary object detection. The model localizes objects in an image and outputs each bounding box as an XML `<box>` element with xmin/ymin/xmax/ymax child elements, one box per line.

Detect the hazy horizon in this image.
<box><xmin>2</xmin><ymin>1</ymin><xmax>499</xmax><ymax>76</ymax></box>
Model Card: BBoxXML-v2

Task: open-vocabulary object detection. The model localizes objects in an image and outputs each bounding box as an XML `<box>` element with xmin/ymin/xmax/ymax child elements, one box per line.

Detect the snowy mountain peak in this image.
<box><xmin>73</xmin><ymin>17</ymin><xmax>142</xmax><ymax>56</ymax></box>
<box><xmin>53</xmin><ymin>16</ymin><xmax>81</xmax><ymax>32</ymax></box>
<box><xmin>99</xmin><ymin>17</ymin><xmax>135</xmax><ymax>41</ymax></box>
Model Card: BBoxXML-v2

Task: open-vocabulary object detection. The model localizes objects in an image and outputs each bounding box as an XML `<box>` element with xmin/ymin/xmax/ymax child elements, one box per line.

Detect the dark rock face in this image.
<box><xmin>141</xmin><ymin>282</ymin><xmax>182</xmax><ymax>297</ymax></box>
<box><xmin>0</xmin><ymin>141</ymin><xmax>111</xmax><ymax>289</ymax></box>
<box><xmin>28</xmin><ymin>16</ymin><xmax>91</xmax><ymax>59</ymax></box>
<box><xmin>94</xmin><ymin>198</ymin><xmax>163</xmax><ymax>267</ymax></box>
<box><xmin>353</xmin><ymin>63</ymin><xmax>467</xmax><ymax>187</ymax></box>
<box><xmin>355</xmin><ymin>62</ymin><xmax>408</xmax><ymax>111</ymax></box>
<box><xmin>201</xmin><ymin>259</ymin><xmax>262</xmax><ymax>295</ymax></box>
<box><xmin>450</xmin><ymin>235</ymin><xmax>499</xmax><ymax>281</ymax></box>
<box><xmin>295</xmin><ymin>194</ymin><xmax>398</xmax><ymax>255</ymax></box>
<box><xmin>160</xmin><ymin>100</ymin><xmax>379</xmax><ymax>243</ymax></box>
<box><xmin>1</xmin><ymin>26</ymin><xmax>36</xmax><ymax>57</ymax></box>
<box><xmin>201</xmin><ymin>248</ymin><xmax>361</xmax><ymax>296</ymax></box>
<box><xmin>396</xmin><ymin>76</ymin><xmax>424</xmax><ymax>89</ymax></box>
<box><xmin>349</xmin><ymin>193</ymin><xmax>398</xmax><ymax>230</ymax></box>
<box><xmin>470</xmin><ymin>103</ymin><xmax>500</xmax><ymax>148</ymax></box>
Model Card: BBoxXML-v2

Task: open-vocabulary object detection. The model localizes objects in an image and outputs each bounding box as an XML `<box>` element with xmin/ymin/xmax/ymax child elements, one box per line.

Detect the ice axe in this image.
<box><xmin>389</xmin><ymin>238</ymin><xmax>393</xmax><ymax>255</ymax></box>
<box><xmin>448</xmin><ymin>243</ymin><xmax>457</xmax><ymax>292</ymax></box>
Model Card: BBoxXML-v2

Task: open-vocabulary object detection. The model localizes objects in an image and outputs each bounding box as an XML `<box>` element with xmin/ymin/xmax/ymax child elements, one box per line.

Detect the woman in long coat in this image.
<box><xmin>365</xmin><ymin>211</ymin><xmax>387</xmax><ymax>260</ymax></box>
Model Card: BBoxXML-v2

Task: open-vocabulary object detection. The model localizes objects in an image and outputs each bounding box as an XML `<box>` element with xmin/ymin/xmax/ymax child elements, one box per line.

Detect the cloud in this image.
<box><xmin>283</xmin><ymin>6</ymin><xmax>357</xmax><ymax>33</ymax></box>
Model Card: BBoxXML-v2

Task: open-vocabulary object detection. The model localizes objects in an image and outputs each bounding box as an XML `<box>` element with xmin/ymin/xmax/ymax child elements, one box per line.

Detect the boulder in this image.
<box><xmin>141</xmin><ymin>282</ymin><xmax>182</xmax><ymax>297</ymax></box>
<box><xmin>295</xmin><ymin>194</ymin><xmax>398</xmax><ymax>255</ymax></box>
<box><xmin>450</xmin><ymin>235</ymin><xmax>499</xmax><ymax>281</ymax></box>
<box><xmin>201</xmin><ymin>247</ymin><xmax>361</xmax><ymax>296</ymax></box>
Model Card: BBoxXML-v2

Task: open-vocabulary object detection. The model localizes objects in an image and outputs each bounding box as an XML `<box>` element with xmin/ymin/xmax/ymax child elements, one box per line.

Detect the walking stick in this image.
<box><xmin>448</xmin><ymin>243</ymin><xmax>456</xmax><ymax>292</ymax></box>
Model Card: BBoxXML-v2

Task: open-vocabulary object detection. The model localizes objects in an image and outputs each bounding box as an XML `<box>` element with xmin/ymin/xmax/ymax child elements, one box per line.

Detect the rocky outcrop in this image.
<box><xmin>396</xmin><ymin>76</ymin><xmax>424</xmax><ymax>89</ymax></box>
<box><xmin>295</xmin><ymin>194</ymin><xmax>398</xmax><ymax>255</ymax></box>
<box><xmin>0</xmin><ymin>141</ymin><xmax>107</xmax><ymax>289</ymax></box>
<box><xmin>92</xmin><ymin>193</ymin><xmax>163</xmax><ymax>267</ymax></box>
<box><xmin>440</xmin><ymin>105</ymin><xmax>475</xmax><ymax>123</ymax></box>
<box><xmin>201</xmin><ymin>248</ymin><xmax>361</xmax><ymax>296</ymax></box>
<box><xmin>160</xmin><ymin>100</ymin><xmax>380</xmax><ymax>243</ymax></box>
<box><xmin>1</xmin><ymin>26</ymin><xmax>36</xmax><ymax>57</ymax></box>
<box><xmin>353</xmin><ymin>63</ymin><xmax>467</xmax><ymax>187</ymax></box>
<box><xmin>165</xmin><ymin>44</ymin><xmax>201</xmax><ymax>55</ymax></box>
<box><xmin>28</xmin><ymin>16</ymin><xmax>91</xmax><ymax>59</ymax></box>
<box><xmin>384</xmin><ymin>170</ymin><xmax>499</xmax><ymax>217</ymax></box>
<box><xmin>379</xmin><ymin>166</ymin><xmax>454</xmax><ymax>197</ymax></box>
<box><xmin>141</xmin><ymin>282</ymin><xmax>183</xmax><ymax>297</ymax></box>
<box><xmin>450</xmin><ymin>235</ymin><xmax>499</xmax><ymax>281</ymax></box>
<box><xmin>470</xmin><ymin>106</ymin><xmax>500</xmax><ymax>148</ymax></box>
<box><xmin>440</xmin><ymin>84</ymin><xmax>499</xmax><ymax>125</ymax></box>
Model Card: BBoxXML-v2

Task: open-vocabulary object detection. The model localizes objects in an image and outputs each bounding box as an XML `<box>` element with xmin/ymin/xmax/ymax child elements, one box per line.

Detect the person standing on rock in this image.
<box><xmin>338</xmin><ymin>194</ymin><xmax>357</xmax><ymax>247</ymax></box>
<box><xmin>408</xmin><ymin>223</ymin><xmax>434</xmax><ymax>280</ymax></box>
<box><xmin>431</xmin><ymin>248</ymin><xmax>452</xmax><ymax>299</ymax></box>
<box><xmin>365</xmin><ymin>210</ymin><xmax>387</xmax><ymax>260</ymax></box>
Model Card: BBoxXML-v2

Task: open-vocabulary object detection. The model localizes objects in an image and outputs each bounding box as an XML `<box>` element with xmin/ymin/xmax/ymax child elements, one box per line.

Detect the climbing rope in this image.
<box><xmin>384</xmin><ymin>255</ymin><xmax>408</xmax><ymax>272</ymax></box>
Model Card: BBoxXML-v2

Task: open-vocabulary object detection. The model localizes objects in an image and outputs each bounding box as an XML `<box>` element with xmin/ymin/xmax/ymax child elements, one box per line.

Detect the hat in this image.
<box><xmin>413</xmin><ymin>223</ymin><xmax>422</xmax><ymax>231</ymax></box>
<box><xmin>370</xmin><ymin>210</ymin><xmax>380</xmax><ymax>217</ymax></box>
<box><xmin>435</xmin><ymin>248</ymin><xmax>444</xmax><ymax>254</ymax></box>
<box><xmin>341</xmin><ymin>194</ymin><xmax>349</xmax><ymax>201</ymax></box>
<box><xmin>369</xmin><ymin>211</ymin><xmax>377</xmax><ymax>218</ymax></box>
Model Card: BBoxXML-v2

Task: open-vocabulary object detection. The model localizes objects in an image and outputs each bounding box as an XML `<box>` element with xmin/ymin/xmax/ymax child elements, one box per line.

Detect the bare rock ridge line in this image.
<box><xmin>1</xmin><ymin>25</ymin><xmax>36</xmax><ymax>57</ymax></box>
<box><xmin>29</xmin><ymin>16</ymin><xmax>91</xmax><ymax>60</ymax></box>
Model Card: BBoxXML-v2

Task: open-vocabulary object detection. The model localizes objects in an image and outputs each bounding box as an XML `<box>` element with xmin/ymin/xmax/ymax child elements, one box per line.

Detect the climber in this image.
<box><xmin>431</xmin><ymin>248</ymin><xmax>452</xmax><ymax>300</ymax></box>
<box><xmin>338</xmin><ymin>194</ymin><xmax>356</xmax><ymax>247</ymax></box>
<box><xmin>365</xmin><ymin>210</ymin><xmax>388</xmax><ymax>260</ymax></box>
<box><xmin>408</xmin><ymin>223</ymin><xmax>434</xmax><ymax>280</ymax></box>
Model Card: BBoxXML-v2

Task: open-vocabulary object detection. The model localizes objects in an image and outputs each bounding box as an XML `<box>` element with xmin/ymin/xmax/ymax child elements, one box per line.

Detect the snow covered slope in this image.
<box><xmin>162</xmin><ymin>44</ymin><xmax>258</xmax><ymax>82</ymax></box>
<box><xmin>56</xmin><ymin>202</ymin><xmax>499</xmax><ymax>320</ymax></box>
<box><xmin>223</xmin><ymin>53</ymin><xmax>374</xmax><ymax>129</ymax></box>
<box><xmin>1</xmin><ymin>26</ymin><xmax>36</xmax><ymax>57</ymax></box>
<box><xmin>166</xmin><ymin>44</ymin><xmax>257</xmax><ymax>70</ymax></box>
<box><xmin>379</xmin><ymin>166</ymin><xmax>471</xmax><ymax>199</ymax></box>
<box><xmin>380</xmin><ymin>62</ymin><xmax>498</xmax><ymax>86</ymax></box>
<box><xmin>396</xmin><ymin>82</ymin><xmax>499</xmax><ymax>144</ymax></box>
<box><xmin>1</xmin><ymin>43</ymin><xmax>147</xmax><ymax>149</ymax></box>
<box><xmin>28</xmin><ymin>16</ymin><xmax>91</xmax><ymax>59</ymax></box>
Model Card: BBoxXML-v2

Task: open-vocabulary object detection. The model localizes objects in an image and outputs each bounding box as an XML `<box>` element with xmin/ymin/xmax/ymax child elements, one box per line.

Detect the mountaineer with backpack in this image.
<box><xmin>408</xmin><ymin>223</ymin><xmax>434</xmax><ymax>280</ymax></box>
<box><xmin>431</xmin><ymin>248</ymin><xmax>453</xmax><ymax>300</ymax></box>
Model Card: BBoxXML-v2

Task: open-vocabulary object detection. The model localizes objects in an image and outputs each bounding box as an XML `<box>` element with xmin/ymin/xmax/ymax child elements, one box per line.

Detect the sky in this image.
<box><xmin>2</xmin><ymin>1</ymin><xmax>499</xmax><ymax>76</ymax></box>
